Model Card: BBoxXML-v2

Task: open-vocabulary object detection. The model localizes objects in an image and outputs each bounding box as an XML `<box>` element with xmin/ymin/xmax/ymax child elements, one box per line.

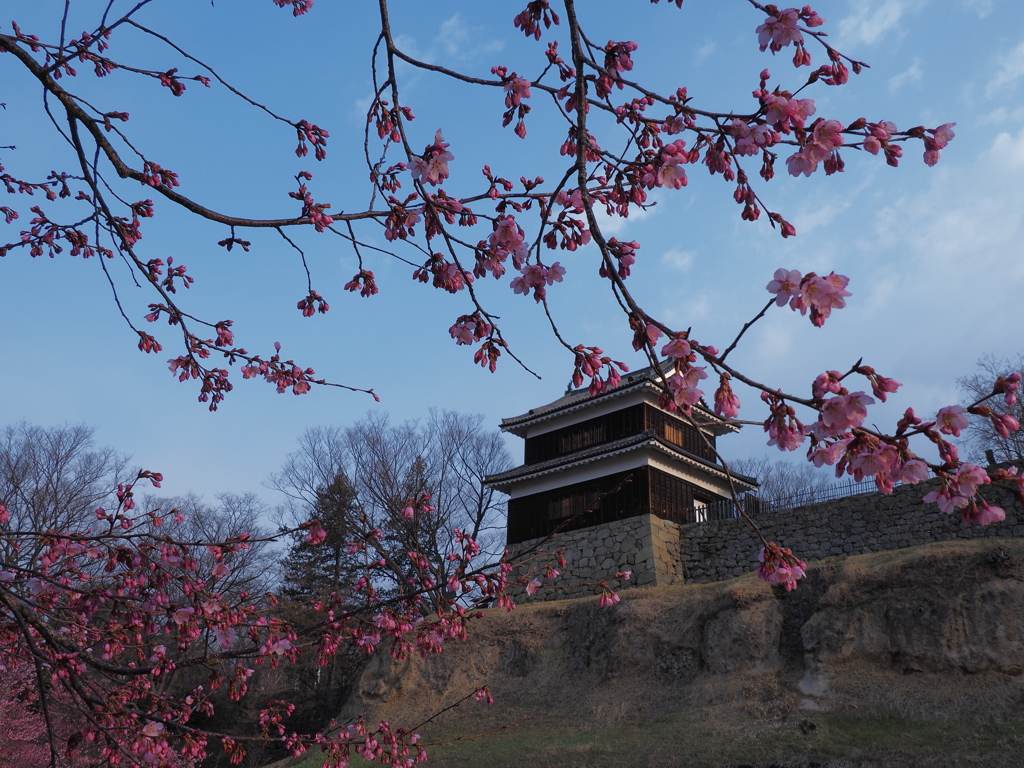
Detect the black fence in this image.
<box><xmin>695</xmin><ymin>476</ymin><xmax>887</xmax><ymax>523</ymax></box>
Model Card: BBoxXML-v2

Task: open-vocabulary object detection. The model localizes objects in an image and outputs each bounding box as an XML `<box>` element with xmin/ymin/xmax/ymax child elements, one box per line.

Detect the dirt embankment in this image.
<box><xmin>338</xmin><ymin>540</ymin><xmax>1024</xmax><ymax>767</ymax></box>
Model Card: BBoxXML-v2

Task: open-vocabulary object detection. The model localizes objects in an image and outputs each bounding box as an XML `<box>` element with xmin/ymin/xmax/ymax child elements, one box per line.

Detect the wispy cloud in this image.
<box><xmin>434</xmin><ymin>14</ymin><xmax>503</xmax><ymax>61</ymax></box>
<box><xmin>836</xmin><ymin>0</ymin><xmax>927</xmax><ymax>47</ymax></box>
<box><xmin>661</xmin><ymin>292</ymin><xmax>712</xmax><ymax>326</ymax></box>
<box><xmin>660</xmin><ymin>248</ymin><xmax>695</xmax><ymax>272</ymax></box>
<box><xmin>888</xmin><ymin>58</ymin><xmax>923</xmax><ymax>92</ymax></box>
<box><xmin>695</xmin><ymin>41</ymin><xmax>716</xmax><ymax>62</ymax></box>
<box><xmin>961</xmin><ymin>0</ymin><xmax>994</xmax><ymax>18</ymax></box>
<box><xmin>593</xmin><ymin>196</ymin><xmax>658</xmax><ymax>236</ymax></box>
<box><xmin>987</xmin><ymin>38</ymin><xmax>1024</xmax><ymax>98</ymax></box>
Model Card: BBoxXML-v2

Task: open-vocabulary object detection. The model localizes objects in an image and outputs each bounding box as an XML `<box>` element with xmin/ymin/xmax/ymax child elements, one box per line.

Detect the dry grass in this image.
<box><xmin>268</xmin><ymin>539</ymin><xmax>1024</xmax><ymax>768</ymax></box>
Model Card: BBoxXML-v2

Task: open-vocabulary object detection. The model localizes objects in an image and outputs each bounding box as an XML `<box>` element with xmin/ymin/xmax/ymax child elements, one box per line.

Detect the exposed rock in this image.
<box><xmin>341</xmin><ymin>540</ymin><xmax>1024</xmax><ymax>741</ymax></box>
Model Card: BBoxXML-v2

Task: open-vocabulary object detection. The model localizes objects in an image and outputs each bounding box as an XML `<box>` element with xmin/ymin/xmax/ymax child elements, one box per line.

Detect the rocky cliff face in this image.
<box><xmin>340</xmin><ymin>540</ymin><xmax>1024</xmax><ymax>764</ymax></box>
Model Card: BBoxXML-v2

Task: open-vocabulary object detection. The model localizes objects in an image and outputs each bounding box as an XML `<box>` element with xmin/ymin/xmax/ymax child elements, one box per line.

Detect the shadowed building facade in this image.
<box><xmin>487</xmin><ymin>364</ymin><xmax>755</xmax><ymax>595</ymax></box>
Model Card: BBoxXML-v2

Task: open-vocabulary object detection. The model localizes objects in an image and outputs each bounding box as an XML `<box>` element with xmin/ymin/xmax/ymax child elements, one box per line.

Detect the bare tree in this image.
<box><xmin>0</xmin><ymin>422</ymin><xmax>130</xmax><ymax>569</ymax></box>
<box><xmin>140</xmin><ymin>492</ymin><xmax>277</xmax><ymax>599</ymax></box>
<box><xmin>269</xmin><ymin>410</ymin><xmax>511</xmax><ymax>609</ymax></box>
<box><xmin>730</xmin><ymin>455</ymin><xmax>839</xmax><ymax>508</ymax></box>
<box><xmin>957</xmin><ymin>353</ymin><xmax>1024</xmax><ymax>463</ymax></box>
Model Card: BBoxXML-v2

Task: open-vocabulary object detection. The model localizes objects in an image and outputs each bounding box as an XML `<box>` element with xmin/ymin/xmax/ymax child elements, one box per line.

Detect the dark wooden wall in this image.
<box><xmin>523</xmin><ymin>403</ymin><xmax>717</xmax><ymax>466</ymax></box>
<box><xmin>506</xmin><ymin>466</ymin><xmax>719</xmax><ymax>544</ymax></box>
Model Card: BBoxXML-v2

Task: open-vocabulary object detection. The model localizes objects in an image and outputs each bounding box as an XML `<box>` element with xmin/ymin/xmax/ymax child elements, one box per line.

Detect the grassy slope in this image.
<box><xmin>273</xmin><ymin>539</ymin><xmax>1024</xmax><ymax>768</ymax></box>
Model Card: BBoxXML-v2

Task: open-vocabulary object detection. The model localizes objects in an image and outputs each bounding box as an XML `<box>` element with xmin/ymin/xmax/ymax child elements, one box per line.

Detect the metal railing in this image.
<box><xmin>694</xmin><ymin>476</ymin><xmax>888</xmax><ymax>523</ymax></box>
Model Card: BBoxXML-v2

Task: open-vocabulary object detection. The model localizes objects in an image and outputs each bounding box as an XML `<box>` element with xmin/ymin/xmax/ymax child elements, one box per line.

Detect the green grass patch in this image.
<box><xmin>274</xmin><ymin>710</ymin><xmax>1024</xmax><ymax>768</ymax></box>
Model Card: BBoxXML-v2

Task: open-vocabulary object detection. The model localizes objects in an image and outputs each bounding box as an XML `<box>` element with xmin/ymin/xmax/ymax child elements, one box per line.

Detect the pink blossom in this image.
<box><xmin>410</xmin><ymin>130</ymin><xmax>454</xmax><ymax>186</ymax></box>
<box><xmin>661</xmin><ymin>336</ymin><xmax>692</xmax><ymax>359</ymax></box>
<box><xmin>730</xmin><ymin>120</ymin><xmax>776</xmax><ymax>155</ymax></box>
<box><xmin>898</xmin><ymin>459</ymin><xmax>929</xmax><ymax>484</ymax></box>
<box><xmin>268</xmin><ymin>638</ymin><xmax>293</xmax><ymax>656</ymax></box>
<box><xmin>213</xmin><ymin>626</ymin><xmax>237</xmax><ymax>649</ymax></box>
<box><xmin>598</xmin><ymin>589</ymin><xmax>621</xmax><ymax>607</ymax></box>
<box><xmin>474</xmin><ymin>687</ymin><xmax>495</xmax><ymax>704</ymax></box>
<box><xmin>273</xmin><ymin>0</ymin><xmax>313</xmax><ymax>16</ymax></box>
<box><xmin>812</xmin><ymin>370</ymin><xmax>844</xmax><ymax>399</ymax></box>
<box><xmin>767</xmin><ymin>422</ymin><xmax>804</xmax><ymax>451</ymax></box>
<box><xmin>511</xmin><ymin>261</ymin><xmax>565</xmax><ymax>302</ymax></box>
<box><xmin>763</xmin><ymin>393</ymin><xmax>806</xmax><ymax>451</ymax></box>
<box><xmin>756</xmin><ymin>542</ymin><xmax>806</xmax><ymax>591</ymax></box>
<box><xmin>996</xmin><ymin>372</ymin><xmax>1022</xmax><ymax>406</ymax></box>
<box><xmin>487</xmin><ymin>215</ymin><xmax>528</xmax><ymax>269</ymax></box>
<box><xmin>504</xmin><ymin>76</ymin><xmax>531</xmax><ymax>107</ymax></box>
<box><xmin>954</xmin><ymin>463</ymin><xmax>990</xmax><ymax>498</ymax></box>
<box><xmin>766</xmin><ymin>268</ymin><xmax>802</xmax><ymax>306</ymax></box>
<box><xmin>923</xmin><ymin>122</ymin><xmax>955</xmax><ymax>165</ymax></box>
<box><xmin>820</xmin><ymin>391</ymin><xmax>874</xmax><ymax>433</ymax></box>
<box><xmin>713</xmin><ymin>378</ymin><xmax>741</xmax><ymax>418</ymax></box>
<box><xmin>763</xmin><ymin>93</ymin><xmax>815</xmax><ymax>132</ymax></box>
<box><xmin>303</xmin><ymin>523</ymin><xmax>327</xmax><ymax>545</ymax></box>
<box><xmin>808</xmin><ymin>119</ymin><xmax>844</xmax><ymax>162</ymax></box>
<box><xmin>343</xmin><ymin>270</ymin><xmax>378</xmax><ymax>297</ymax></box>
<box><xmin>786</xmin><ymin>148</ymin><xmax>818</xmax><ymax>177</ymax></box>
<box><xmin>932</xmin><ymin>123</ymin><xmax>956</xmax><ymax>147</ymax></box>
<box><xmin>924</xmin><ymin>476</ymin><xmax>974</xmax><ymax>515</ymax></box>
<box><xmin>871</xmin><ymin>121</ymin><xmax>898</xmax><ymax>141</ymax></box>
<box><xmin>992</xmin><ymin>413</ymin><xmax>1020</xmax><ymax>439</ymax></box>
<box><xmin>604</xmin><ymin>238</ymin><xmax>640</xmax><ymax>280</ymax></box>
<box><xmin>630</xmin><ymin>318</ymin><xmax>662</xmax><ymax>351</ymax></box>
<box><xmin>851</xmin><ymin>444</ymin><xmax>898</xmax><ymax>480</ymax></box>
<box><xmin>449</xmin><ymin>312</ymin><xmax>493</xmax><ymax>346</ymax></box>
<box><xmin>756</xmin><ymin>8</ymin><xmax>803</xmax><ymax>53</ymax></box>
<box><xmin>525</xmin><ymin>578</ymin><xmax>542</xmax><ymax>595</ymax></box>
<box><xmin>808</xmin><ymin>437</ymin><xmax>849</xmax><ymax>467</ymax></box>
<box><xmin>963</xmin><ymin>499</ymin><xmax>1005</xmax><ymax>526</ymax></box>
<box><xmin>667</xmin><ymin>366</ymin><xmax>707</xmax><ymax>410</ymax></box>
<box><xmin>870</xmin><ymin>376</ymin><xmax>900</xmax><ymax>402</ymax></box>
<box><xmin>211</xmin><ymin>563</ymin><xmax>231</xmax><ymax>580</ymax></box>
<box><xmin>935</xmin><ymin>405</ymin><xmax>968</xmax><ymax>437</ymax></box>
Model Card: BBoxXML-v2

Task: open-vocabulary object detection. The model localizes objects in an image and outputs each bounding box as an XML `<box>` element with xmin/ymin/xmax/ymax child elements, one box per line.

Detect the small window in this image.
<box><xmin>663</xmin><ymin>421</ymin><xmax>684</xmax><ymax>447</ymax></box>
<box><xmin>693</xmin><ymin>499</ymin><xmax>708</xmax><ymax>523</ymax></box>
<box><xmin>558</xmin><ymin>423</ymin><xmax>606</xmax><ymax>455</ymax></box>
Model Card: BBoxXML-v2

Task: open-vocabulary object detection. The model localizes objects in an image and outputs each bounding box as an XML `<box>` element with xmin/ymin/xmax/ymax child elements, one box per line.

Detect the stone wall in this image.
<box><xmin>507</xmin><ymin>513</ymin><xmax>684</xmax><ymax>601</ymax></box>
<box><xmin>680</xmin><ymin>478</ymin><xmax>1024</xmax><ymax>584</ymax></box>
<box><xmin>510</xmin><ymin>476</ymin><xmax>1024</xmax><ymax>601</ymax></box>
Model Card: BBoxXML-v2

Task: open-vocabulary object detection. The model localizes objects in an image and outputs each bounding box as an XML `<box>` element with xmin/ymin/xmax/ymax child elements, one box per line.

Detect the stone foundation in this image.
<box><xmin>680</xmin><ymin>479</ymin><xmax>1024</xmax><ymax>584</ymax></box>
<box><xmin>509</xmin><ymin>476</ymin><xmax>1024</xmax><ymax>602</ymax></box>
<box><xmin>507</xmin><ymin>513</ymin><xmax>683</xmax><ymax>601</ymax></box>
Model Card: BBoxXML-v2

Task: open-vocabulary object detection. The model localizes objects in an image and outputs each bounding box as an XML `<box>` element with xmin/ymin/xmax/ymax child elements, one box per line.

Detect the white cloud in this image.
<box><xmin>661</xmin><ymin>293</ymin><xmax>712</xmax><ymax>326</ymax></box>
<box><xmin>961</xmin><ymin>0</ymin><xmax>994</xmax><ymax>18</ymax></box>
<box><xmin>696</xmin><ymin>41</ymin><xmax>716</xmax><ymax>62</ymax></box>
<box><xmin>435</xmin><ymin>14</ymin><xmax>503</xmax><ymax>61</ymax></box>
<box><xmin>660</xmin><ymin>248</ymin><xmax>695</xmax><ymax>272</ymax></box>
<box><xmin>977</xmin><ymin>104</ymin><xmax>1024</xmax><ymax>126</ymax></box>
<box><xmin>593</xmin><ymin>196</ymin><xmax>658</xmax><ymax>236</ymax></box>
<box><xmin>836</xmin><ymin>0</ymin><xmax>927</xmax><ymax>47</ymax></box>
<box><xmin>888</xmin><ymin>58</ymin><xmax>923</xmax><ymax>92</ymax></box>
<box><xmin>987</xmin><ymin>38</ymin><xmax>1024</xmax><ymax>98</ymax></box>
<box><xmin>852</xmin><ymin>127</ymin><xmax>1024</xmax><ymax>364</ymax></box>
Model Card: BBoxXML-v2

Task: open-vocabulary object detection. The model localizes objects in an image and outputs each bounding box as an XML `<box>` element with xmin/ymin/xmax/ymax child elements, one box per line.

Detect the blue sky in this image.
<box><xmin>2</xmin><ymin>0</ymin><xmax>1023</xmax><ymax>505</ymax></box>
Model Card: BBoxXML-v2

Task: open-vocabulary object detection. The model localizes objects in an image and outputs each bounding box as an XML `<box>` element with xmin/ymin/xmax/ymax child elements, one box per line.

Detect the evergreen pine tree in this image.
<box><xmin>280</xmin><ymin>473</ymin><xmax>363</xmax><ymax>602</ymax></box>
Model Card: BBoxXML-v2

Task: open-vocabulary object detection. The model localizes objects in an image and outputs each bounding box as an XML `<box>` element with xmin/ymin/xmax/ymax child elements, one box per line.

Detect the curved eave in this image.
<box><xmin>500</xmin><ymin>379</ymin><xmax>738</xmax><ymax>438</ymax></box>
<box><xmin>485</xmin><ymin>434</ymin><xmax>757</xmax><ymax>495</ymax></box>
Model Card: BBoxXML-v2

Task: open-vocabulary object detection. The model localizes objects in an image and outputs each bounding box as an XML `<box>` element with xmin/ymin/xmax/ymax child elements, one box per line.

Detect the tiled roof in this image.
<box><xmin>485</xmin><ymin>429</ymin><xmax>757</xmax><ymax>492</ymax></box>
<box><xmin>499</xmin><ymin>360</ymin><xmax>732</xmax><ymax>436</ymax></box>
